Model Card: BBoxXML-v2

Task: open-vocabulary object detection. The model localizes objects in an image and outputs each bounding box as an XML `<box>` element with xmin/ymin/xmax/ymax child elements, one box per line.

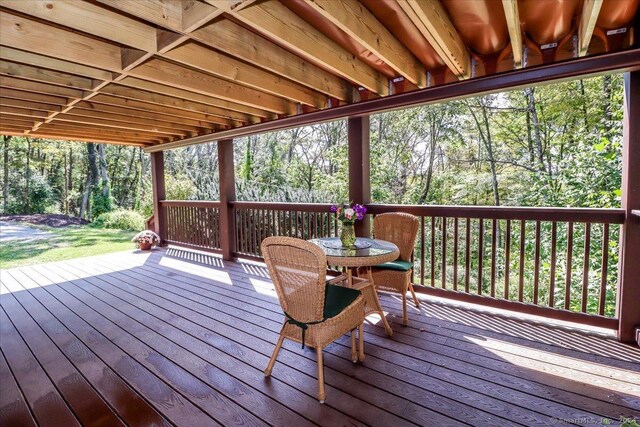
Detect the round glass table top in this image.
<box><xmin>309</xmin><ymin>237</ymin><xmax>398</xmax><ymax>258</ymax></box>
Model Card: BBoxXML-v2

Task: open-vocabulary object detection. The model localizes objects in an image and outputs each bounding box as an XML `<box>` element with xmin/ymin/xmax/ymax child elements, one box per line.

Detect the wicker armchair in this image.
<box><xmin>261</xmin><ymin>236</ymin><xmax>366</xmax><ymax>403</ymax></box>
<box><xmin>370</xmin><ymin>212</ymin><xmax>421</xmax><ymax>325</ymax></box>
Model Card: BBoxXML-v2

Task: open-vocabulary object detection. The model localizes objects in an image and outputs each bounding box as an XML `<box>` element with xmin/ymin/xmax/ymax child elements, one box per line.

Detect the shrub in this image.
<box><xmin>93</xmin><ymin>209</ymin><xmax>145</xmax><ymax>231</ymax></box>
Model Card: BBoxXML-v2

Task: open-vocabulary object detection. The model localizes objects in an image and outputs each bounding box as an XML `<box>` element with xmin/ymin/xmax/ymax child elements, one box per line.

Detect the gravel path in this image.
<box><xmin>0</xmin><ymin>221</ymin><xmax>54</xmax><ymax>242</ymax></box>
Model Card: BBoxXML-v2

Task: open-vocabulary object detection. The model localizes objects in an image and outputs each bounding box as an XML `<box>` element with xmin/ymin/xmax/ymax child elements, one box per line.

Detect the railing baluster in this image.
<box><xmin>420</xmin><ymin>216</ymin><xmax>425</xmax><ymax>286</ymax></box>
<box><xmin>549</xmin><ymin>222</ymin><xmax>557</xmax><ymax>308</ymax></box>
<box><xmin>599</xmin><ymin>223</ymin><xmax>610</xmax><ymax>316</ymax></box>
<box><xmin>533</xmin><ymin>220</ymin><xmax>541</xmax><ymax>305</ymax></box>
<box><xmin>518</xmin><ymin>220</ymin><xmax>525</xmax><ymax>302</ymax></box>
<box><xmin>465</xmin><ymin>217</ymin><xmax>471</xmax><ymax>293</ymax></box>
<box><xmin>478</xmin><ymin>218</ymin><xmax>483</xmax><ymax>295</ymax></box>
<box><xmin>430</xmin><ymin>216</ymin><xmax>436</xmax><ymax>287</ymax></box>
<box><xmin>581</xmin><ymin>223</ymin><xmax>591</xmax><ymax>313</ymax></box>
<box><xmin>442</xmin><ymin>217</ymin><xmax>447</xmax><ymax>288</ymax></box>
<box><xmin>490</xmin><ymin>218</ymin><xmax>497</xmax><ymax>297</ymax></box>
<box><xmin>453</xmin><ymin>217</ymin><xmax>458</xmax><ymax>291</ymax></box>
<box><xmin>504</xmin><ymin>219</ymin><xmax>511</xmax><ymax>300</ymax></box>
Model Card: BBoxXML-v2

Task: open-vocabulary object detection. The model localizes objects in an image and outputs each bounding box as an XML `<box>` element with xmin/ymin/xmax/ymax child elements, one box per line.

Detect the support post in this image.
<box><xmin>150</xmin><ymin>151</ymin><xmax>167</xmax><ymax>242</ymax></box>
<box><xmin>348</xmin><ymin>116</ymin><xmax>371</xmax><ymax>237</ymax></box>
<box><xmin>617</xmin><ymin>71</ymin><xmax>640</xmax><ymax>344</ymax></box>
<box><xmin>218</xmin><ymin>139</ymin><xmax>236</xmax><ymax>260</ymax></box>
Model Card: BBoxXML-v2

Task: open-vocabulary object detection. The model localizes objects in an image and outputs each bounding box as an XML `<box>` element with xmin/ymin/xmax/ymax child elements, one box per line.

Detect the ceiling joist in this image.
<box><xmin>501</xmin><ymin>0</ymin><xmax>524</xmax><ymax>69</ymax></box>
<box><xmin>578</xmin><ymin>0</ymin><xmax>604</xmax><ymax>57</ymax></box>
<box><xmin>0</xmin><ymin>0</ymin><xmax>637</xmax><ymax>148</ymax></box>
<box><xmin>398</xmin><ymin>0</ymin><xmax>470</xmax><ymax>79</ymax></box>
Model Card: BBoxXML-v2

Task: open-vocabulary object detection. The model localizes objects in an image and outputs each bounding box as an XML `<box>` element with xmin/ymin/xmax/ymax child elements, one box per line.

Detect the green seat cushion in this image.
<box><xmin>323</xmin><ymin>284</ymin><xmax>361</xmax><ymax>319</ymax></box>
<box><xmin>374</xmin><ymin>260</ymin><xmax>413</xmax><ymax>272</ymax></box>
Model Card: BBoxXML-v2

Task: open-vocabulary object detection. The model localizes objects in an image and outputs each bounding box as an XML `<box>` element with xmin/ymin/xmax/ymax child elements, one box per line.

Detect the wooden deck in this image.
<box><xmin>1</xmin><ymin>248</ymin><xmax>639</xmax><ymax>427</ymax></box>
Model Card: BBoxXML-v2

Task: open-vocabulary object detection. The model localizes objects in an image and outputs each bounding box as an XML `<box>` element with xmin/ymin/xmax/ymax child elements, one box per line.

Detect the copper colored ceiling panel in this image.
<box><xmin>597</xmin><ymin>0</ymin><xmax>639</xmax><ymax>29</ymax></box>
<box><xmin>282</xmin><ymin>0</ymin><xmax>397</xmax><ymax>78</ymax></box>
<box><xmin>519</xmin><ymin>0</ymin><xmax>581</xmax><ymax>45</ymax></box>
<box><xmin>360</xmin><ymin>0</ymin><xmax>444</xmax><ymax>70</ymax></box>
<box><xmin>442</xmin><ymin>0</ymin><xmax>509</xmax><ymax>55</ymax></box>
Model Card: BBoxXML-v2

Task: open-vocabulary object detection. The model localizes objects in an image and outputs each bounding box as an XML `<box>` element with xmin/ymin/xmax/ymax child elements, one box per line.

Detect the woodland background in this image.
<box><xmin>0</xmin><ymin>75</ymin><xmax>624</xmax><ymax>315</ymax></box>
<box><xmin>0</xmin><ymin>74</ymin><xmax>622</xmax><ymax>219</ymax></box>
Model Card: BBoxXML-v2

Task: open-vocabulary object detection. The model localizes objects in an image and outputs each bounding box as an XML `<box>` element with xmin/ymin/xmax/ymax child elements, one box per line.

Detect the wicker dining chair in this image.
<box><xmin>261</xmin><ymin>236</ymin><xmax>366</xmax><ymax>403</ymax></box>
<box><xmin>370</xmin><ymin>212</ymin><xmax>421</xmax><ymax>325</ymax></box>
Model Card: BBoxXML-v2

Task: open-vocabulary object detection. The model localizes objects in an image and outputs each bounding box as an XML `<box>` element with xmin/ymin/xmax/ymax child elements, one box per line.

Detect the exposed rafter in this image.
<box><xmin>578</xmin><ymin>0</ymin><xmax>604</xmax><ymax>57</ymax></box>
<box><xmin>501</xmin><ymin>0</ymin><xmax>524</xmax><ymax>69</ymax></box>
<box><xmin>232</xmin><ymin>1</ymin><xmax>388</xmax><ymax>95</ymax></box>
<box><xmin>398</xmin><ymin>0</ymin><xmax>470</xmax><ymax>79</ymax></box>
<box><xmin>303</xmin><ymin>0</ymin><xmax>426</xmax><ymax>88</ymax></box>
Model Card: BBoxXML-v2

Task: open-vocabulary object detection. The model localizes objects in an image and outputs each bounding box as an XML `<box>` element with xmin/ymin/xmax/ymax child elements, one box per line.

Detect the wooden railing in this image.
<box><xmin>159</xmin><ymin>200</ymin><xmax>625</xmax><ymax>328</ymax></box>
<box><xmin>232</xmin><ymin>202</ymin><xmax>336</xmax><ymax>257</ymax></box>
<box><xmin>367</xmin><ymin>205</ymin><xmax>624</xmax><ymax>325</ymax></box>
<box><xmin>161</xmin><ymin>200</ymin><xmax>222</xmax><ymax>251</ymax></box>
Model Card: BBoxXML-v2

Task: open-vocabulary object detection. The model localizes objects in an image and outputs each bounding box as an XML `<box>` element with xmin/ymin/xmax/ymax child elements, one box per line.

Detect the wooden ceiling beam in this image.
<box><xmin>0</xmin><ymin>10</ymin><xmax>122</xmax><ymax>72</ymax></box>
<box><xmin>86</xmin><ymin>94</ymin><xmax>233</xmax><ymax>127</ymax></box>
<box><xmin>0</xmin><ymin>61</ymin><xmax>94</xmax><ymax>91</ymax></box>
<box><xmin>578</xmin><ymin>0</ymin><xmax>604</xmax><ymax>57</ymax></box>
<box><xmin>0</xmin><ymin>130</ymin><xmax>149</xmax><ymax>146</ymax></box>
<box><xmin>0</xmin><ymin>115</ymin><xmax>36</xmax><ymax>128</ymax></box>
<box><xmin>192</xmin><ymin>19</ymin><xmax>352</xmax><ymax>101</ymax></box>
<box><xmin>232</xmin><ymin>1</ymin><xmax>387</xmax><ymax>95</ymax></box>
<box><xmin>0</xmin><ymin>88</ymin><xmax>68</xmax><ymax>106</ymax></box>
<box><xmin>2</xmin><ymin>0</ymin><xmax>157</xmax><ymax>52</ymax></box>
<box><xmin>0</xmin><ymin>47</ymin><xmax>112</xmax><ymax>81</ymax></box>
<box><xmin>55</xmin><ymin>110</ymin><xmax>197</xmax><ymax>136</ymax></box>
<box><xmin>304</xmin><ymin>0</ymin><xmax>427</xmax><ymax>88</ymax></box>
<box><xmin>0</xmin><ymin>105</ymin><xmax>49</xmax><ymax>119</ymax></box>
<box><xmin>182</xmin><ymin>0</ymin><xmax>223</xmax><ymax>33</ymax></box>
<box><xmin>501</xmin><ymin>0</ymin><xmax>524</xmax><ymax>69</ymax></box>
<box><xmin>73</xmin><ymin>100</ymin><xmax>218</xmax><ymax>130</ymax></box>
<box><xmin>163</xmin><ymin>42</ymin><xmax>326</xmax><ymax>108</ymax></box>
<box><xmin>95</xmin><ymin>0</ymin><xmax>184</xmax><ymax>33</ymax></box>
<box><xmin>128</xmin><ymin>58</ymin><xmax>294</xmax><ymax>115</ymax></box>
<box><xmin>38</xmin><ymin>123</ymin><xmax>168</xmax><ymax>142</ymax></box>
<box><xmin>398</xmin><ymin>0</ymin><xmax>470</xmax><ymax>79</ymax></box>
<box><xmin>0</xmin><ymin>97</ymin><xmax>62</xmax><ymax>113</ymax></box>
<box><xmin>97</xmin><ymin>84</ymin><xmax>250</xmax><ymax>124</ymax></box>
<box><xmin>114</xmin><ymin>77</ymin><xmax>267</xmax><ymax>120</ymax></box>
<box><xmin>0</xmin><ymin>76</ymin><xmax>83</xmax><ymax>99</ymax></box>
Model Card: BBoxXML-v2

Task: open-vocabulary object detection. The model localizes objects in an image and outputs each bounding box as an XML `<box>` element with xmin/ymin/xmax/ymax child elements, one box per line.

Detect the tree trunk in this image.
<box><xmin>467</xmin><ymin>99</ymin><xmax>500</xmax><ymax>206</ymax></box>
<box><xmin>98</xmin><ymin>144</ymin><xmax>109</xmax><ymax>196</ymax></box>
<box><xmin>2</xmin><ymin>135</ymin><xmax>10</xmax><ymax>213</ymax></box>
<box><xmin>25</xmin><ymin>137</ymin><xmax>31</xmax><ymax>212</ymax></box>
<box><xmin>525</xmin><ymin>88</ymin><xmax>546</xmax><ymax>172</ymax></box>
<box><xmin>63</xmin><ymin>151</ymin><xmax>68</xmax><ymax>214</ymax></box>
<box><xmin>579</xmin><ymin>79</ymin><xmax>589</xmax><ymax>130</ymax></box>
<box><xmin>79</xmin><ymin>173</ymin><xmax>91</xmax><ymax>219</ymax></box>
<box><xmin>602</xmin><ymin>74</ymin><xmax>613</xmax><ymax>140</ymax></box>
<box><xmin>418</xmin><ymin>125</ymin><xmax>438</xmax><ymax>204</ymax></box>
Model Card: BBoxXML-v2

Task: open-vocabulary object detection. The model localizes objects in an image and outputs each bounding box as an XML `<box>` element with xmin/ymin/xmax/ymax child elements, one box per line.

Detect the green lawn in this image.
<box><xmin>0</xmin><ymin>225</ymin><xmax>136</xmax><ymax>269</ymax></box>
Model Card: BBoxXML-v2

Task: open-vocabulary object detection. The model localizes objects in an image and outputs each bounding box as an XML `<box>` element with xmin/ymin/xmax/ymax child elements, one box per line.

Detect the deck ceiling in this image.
<box><xmin>0</xmin><ymin>0</ymin><xmax>638</xmax><ymax>148</ymax></box>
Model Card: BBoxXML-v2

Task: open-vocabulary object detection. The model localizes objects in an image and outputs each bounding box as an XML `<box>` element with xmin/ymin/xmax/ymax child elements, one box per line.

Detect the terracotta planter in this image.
<box><xmin>138</xmin><ymin>242</ymin><xmax>152</xmax><ymax>251</ymax></box>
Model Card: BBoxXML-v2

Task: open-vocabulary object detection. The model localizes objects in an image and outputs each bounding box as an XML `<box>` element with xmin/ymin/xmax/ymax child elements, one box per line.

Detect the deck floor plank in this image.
<box><xmin>0</xmin><ymin>304</ymin><xmax>81</xmax><ymax>427</ymax></box>
<box><xmin>110</xmin><ymin>250</ymin><xmax>640</xmax><ymax>418</ymax></box>
<box><xmin>0</xmin><ymin>287</ymin><xmax>126</xmax><ymax>427</ymax></box>
<box><xmin>4</xmin><ymin>269</ymin><xmax>221</xmax><ymax>427</ymax></box>
<box><xmin>1</xmin><ymin>248</ymin><xmax>639</xmax><ymax>427</ymax></box>
<box><xmin>0</xmin><ymin>344</ymin><xmax>37</xmax><ymax>427</ymax></box>
<box><xmin>90</xmin><ymin>250</ymin><xmax>640</xmax><ymax>422</ymax></box>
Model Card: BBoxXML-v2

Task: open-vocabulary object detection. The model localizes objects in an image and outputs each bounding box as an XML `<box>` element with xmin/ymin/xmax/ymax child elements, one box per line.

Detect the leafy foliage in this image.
<box><xmin>92</xmin><ymin>209</ymin><xmax>146</xmax><ymax>231</ymax></box>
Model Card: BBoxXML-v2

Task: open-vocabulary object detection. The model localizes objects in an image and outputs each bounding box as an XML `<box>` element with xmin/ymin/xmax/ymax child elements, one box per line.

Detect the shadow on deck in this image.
<box><xmin>1</xmin><ymin>247</ymin><xmax>639</xmax><ymax>426</ymax></box>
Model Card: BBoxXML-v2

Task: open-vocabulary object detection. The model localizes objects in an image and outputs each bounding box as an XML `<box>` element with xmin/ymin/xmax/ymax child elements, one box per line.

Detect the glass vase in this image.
<box><xmin>340</xmin><ymin>222</ymin><xmax>356</xmax><ymax>248</ymax></box>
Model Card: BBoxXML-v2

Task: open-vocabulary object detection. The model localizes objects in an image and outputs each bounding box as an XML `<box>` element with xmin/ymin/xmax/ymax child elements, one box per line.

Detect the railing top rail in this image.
<box><xmin>231</xmin><ymin>201</ymin><xmax>334</xmax><ymax>212</ymax></box>
<box><xmin>162</xmin><ymin>199</ymin><xmax>625</xmax><ymax>223</ymax></box>
<box><xmin>160</xmin><ymin>200</ymin><xmax>221</xmax><ymax>208</ymax></box>
<box><xmin>366</xmin><ymin>204</ymin><xmax>626</xmax><ymax>223</ymax></box>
